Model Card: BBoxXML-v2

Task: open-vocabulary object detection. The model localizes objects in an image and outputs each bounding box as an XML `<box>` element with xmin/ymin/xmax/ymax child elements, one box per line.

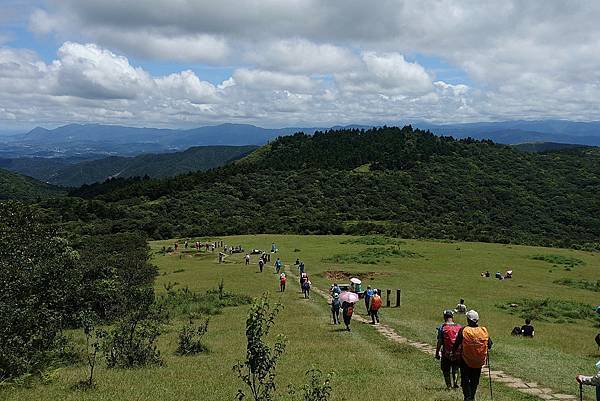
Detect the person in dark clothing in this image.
<box><xmin>342</xmin><ymin>301</ymin><xmax>354</xmax><ymax>331</ymax></box>
<box><xmin>521</xmin><ymin>319</ymin><xmax>535</xmax><ymax>337</ymax></box>
<box><xmin>331</xmin><ymin>293</ymin><xmax>341</xmax><ymax>324</ymax></box>
<box><xmin>452</xmin><ymin>310</ymin><xmax>493</xmax><ymax>401</ymax></box>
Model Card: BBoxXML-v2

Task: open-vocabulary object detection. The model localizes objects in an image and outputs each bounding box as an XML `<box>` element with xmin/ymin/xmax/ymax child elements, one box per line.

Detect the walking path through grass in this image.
<box><xmin>286</xmin><ymin>269</ymin><xmax>578</xmax><ymax>401</ymax></box>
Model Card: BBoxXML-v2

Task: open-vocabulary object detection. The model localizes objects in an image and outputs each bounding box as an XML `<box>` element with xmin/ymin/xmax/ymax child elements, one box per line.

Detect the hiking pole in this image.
<box><xmin>579</xmin><ymin>382</ymin><xmax>583</xmax><ymax>401</ymax></box>
<box><xmin>487</xmin><ymin>350</ymin><xmax>494</xmax><ymax>401</ymax></box>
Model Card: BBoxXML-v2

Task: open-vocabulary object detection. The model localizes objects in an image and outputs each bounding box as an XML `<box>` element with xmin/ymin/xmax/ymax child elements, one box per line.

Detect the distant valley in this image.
<box><xmin>1</xmin><ymin>145</ymin><xmax>257</xmax><ymax>187</ymax></box>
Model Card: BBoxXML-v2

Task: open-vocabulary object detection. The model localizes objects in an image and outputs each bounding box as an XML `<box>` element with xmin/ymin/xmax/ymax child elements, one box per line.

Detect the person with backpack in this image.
<box><xmin>436</xmin><ymin>310</ymin><xmax>462</xmax><ymax>389</ymax></box>
<box><xmin>274</xmin><ymin>258</ymin><xmax>282</xmax><ymax>274</ymax></box>
<box><xmin>369</xmin><ymin>290</ymin><xmax>382</xmax><ymax>324</ymax></box>
<box><xmin>364</xmin><ymin>286</ymin><xmax>374</xmax><ymax>314</ymax></box>
<box><xmin>302</xmin><ymin>279</ymin><xmax>311</xmax><ymax>299</ymax></box>
<box><xmin>245</xmin><ymin>254</ymin><xmax>250</xmax><ymax>265</ymax></box>
<box><xmin>331</xmin><ymin>283</ymin><xmax>342</xmax><ymax>297</ymax></box>
<box><xmin>280</xmin><ymin>273</ymin><xmax>286</xmax><ymax>292</ymax></box>
<box><xmin>452</xmin><ymin>310</ymin><xmax>492</xmax><ymax>401</ymax></box>
<box><xmin>258</xmin><ymin>258</ymin><xmax>264</xmax><ymax>272</ymax></box>
<box><xmin>331</xmin><ymin>293</ymin><xmax>341</xmax><ymax>325</ymax></box>
<box><xmin>576</xmin><ymin>360</ymin><xmax>600</xmax><ymax>401</ymax></box>
<box><xmin>342</xmin><ymin>301</ymin><xmax>354</xmax><ymax>331</ymax></box>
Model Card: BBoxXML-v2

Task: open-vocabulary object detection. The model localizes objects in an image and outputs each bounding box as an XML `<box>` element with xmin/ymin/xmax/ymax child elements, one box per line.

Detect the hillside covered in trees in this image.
<box><xmin>40</xmin><ymin>126</ymin><xmax>600</xmax><ymax>249</ymax></box>
<box><xmin>0</xmin><ymin>168</ymin><xmax>64</xmax><ymax>200</ymax></box>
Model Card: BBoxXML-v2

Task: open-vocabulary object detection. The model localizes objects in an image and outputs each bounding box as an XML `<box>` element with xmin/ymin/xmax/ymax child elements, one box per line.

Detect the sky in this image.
<box><xmin>1</xmin><ymin>1</ymin><xmax>600</xmax><ymax>131</ymax></box>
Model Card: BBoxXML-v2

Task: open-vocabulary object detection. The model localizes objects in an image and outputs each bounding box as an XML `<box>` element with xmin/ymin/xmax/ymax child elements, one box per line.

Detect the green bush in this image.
<box><xmin>497</xmin><ymin>298</ymin><xmax>598</xmax><ymax>323</ymax></box>
<box><xmin>160</xmin><ymin>282</ymin><xmax>252</xmax><ymax>317</ymax></box>
<box><xmin>340</xmin><ymin>235</ymin><xmax>403</xmax><ymax>246</ymax></box>
<box><xmin>323</xmin><ymin>246</ymin><xmax>421</xmax><ymax>264</ymax></box>
<box><xmin>176</xmin><ymin>318</ymin><xmax>210</xmax><ymax>356</ymax></box>
<box><xmin>101</xmin><ymin>304</ymin><xmax>166</xmax><ymax>369</ymax></box>
<box><xmin>530</xmin><ymin>254</ymin><xmax>584</xmax><ymax>268</ymax></box>
<box><xmin>553</xmin><ymin>278</ymin><xmax>600</xmax><ymax>292</ymax></box>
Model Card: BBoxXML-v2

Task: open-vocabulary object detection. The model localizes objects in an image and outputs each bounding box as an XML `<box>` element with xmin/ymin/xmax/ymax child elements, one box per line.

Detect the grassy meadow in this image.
<box><xmin>4</xmin><ymin>235</ymin><xmax>599</xmax><ymax>401</ymax></box>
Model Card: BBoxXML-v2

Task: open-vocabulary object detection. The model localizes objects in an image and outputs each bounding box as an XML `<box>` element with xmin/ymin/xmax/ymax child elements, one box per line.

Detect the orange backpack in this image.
<box><xmin>461</xmin><ymin>326</ymin><xmax>489</xmax><ymax>368</ymax></box>
<box><xmin>370</xmin><ymin>295</ymin><xmax>382</xmax><ymax>311</ymax></box>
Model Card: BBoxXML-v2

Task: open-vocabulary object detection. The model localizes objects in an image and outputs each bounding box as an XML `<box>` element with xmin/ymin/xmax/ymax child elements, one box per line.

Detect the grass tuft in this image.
<box><xmin>496</xmin><ymin>298</ymin><xmax>598</xmax><ymax>324</ymax></box>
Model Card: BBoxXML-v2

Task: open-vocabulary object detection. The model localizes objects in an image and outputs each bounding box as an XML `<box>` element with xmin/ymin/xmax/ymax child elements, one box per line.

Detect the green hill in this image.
<box><xmin>54</xmin><ymin>126</ymin><xmax>600</xmax><ymax>248</ymax></box>
<box><xmin>0</xmin><ymin>168</ymin><xmax>64</xmax><ymax>200</ymax></box>
<box><xmin>45</xmin><ymin>145</ymin><xmax>258</xmax><ymax>187</ymax></box>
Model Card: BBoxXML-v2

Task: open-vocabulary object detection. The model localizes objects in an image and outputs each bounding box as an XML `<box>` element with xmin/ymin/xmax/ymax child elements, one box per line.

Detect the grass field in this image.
<box><xmin>4</xmin><ymin>235</ymin><xmax>599</xmax><ymax>401</ymax></box>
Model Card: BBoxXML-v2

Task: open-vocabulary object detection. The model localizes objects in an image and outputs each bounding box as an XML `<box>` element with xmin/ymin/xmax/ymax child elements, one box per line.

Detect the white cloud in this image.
<box><xmin>2</xmin><ymin>1</ymin><xmax>600</xmax><ymax>127</ymax></box>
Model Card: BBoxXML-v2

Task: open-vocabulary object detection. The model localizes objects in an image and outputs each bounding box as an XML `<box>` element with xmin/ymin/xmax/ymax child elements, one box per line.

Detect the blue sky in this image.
<box><xmin>1</xmin><ymin>1</ymin><xmax>599</xmax><ymax>130</ymax></box>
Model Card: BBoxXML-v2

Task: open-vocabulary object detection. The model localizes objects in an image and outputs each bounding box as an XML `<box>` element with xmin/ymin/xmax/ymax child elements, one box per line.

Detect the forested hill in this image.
<box><xmin>0</xmin><ymin>168</ymin><xmax>65</xmax><ymax>200</ymax></box>
<box><xmin>50</xmin><ymin>126</ymin><xmax>600</xmax><ymax>249</ymax></box>
<box><xmin>45</xmin><ymin>145</ymin><xmax>258</xmax><ymax>187</ymax></box>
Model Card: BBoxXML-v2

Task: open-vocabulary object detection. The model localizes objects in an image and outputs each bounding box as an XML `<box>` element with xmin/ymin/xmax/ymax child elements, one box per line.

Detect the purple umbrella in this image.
<box><xmin>339</xmin><ymin>291</ymin><xmax>359</xmax><ymax>303</ymax></box>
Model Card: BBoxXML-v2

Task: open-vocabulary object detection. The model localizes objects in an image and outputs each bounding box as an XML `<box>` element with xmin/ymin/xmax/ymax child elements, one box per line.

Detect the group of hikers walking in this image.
<box><xmin>238</xmin><ymin>243</ymin><xmax>600</xmax><ymax>401</ymax></box>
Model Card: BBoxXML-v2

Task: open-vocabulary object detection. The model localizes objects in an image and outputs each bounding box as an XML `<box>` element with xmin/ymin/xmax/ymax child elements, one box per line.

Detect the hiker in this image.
<box><xmin>174</xmin><ymin>242</ymin><xmax>179</xmax><ymax>251</ymax></box>
<box><xmin>342</xmin><ymin>301</ymin><xmax>354</xmax><ymax>331</ymax></box>
<box><xmin>505</xmin><ymin>270</ymin><xmax>513</xmax><ymax>279</ymax></box>
<box><xmin>331</xmin><ymin>283</ymin><xmax>342</xmax><ymax>297</ymax></box>
<box><xmin>576</xmin><ymin>360</ymin><xmax>600</xmax><ymax>401</ymax></box>
<box><xmin>364</xmin><ymin>285</ymin><xmax>374</xmax><ymax>314</ymax></box>
<box><xmin>455</xmin><ymin>299</ymin><xmax>467</xmax><ymax>314</ymax></box>
<box><xmin>495</xmin><ymin>271</ymin><xmax>503</xmax><ymax>280</ymax></box>
<box><xmin>271</xmin><ymin>242</ymin><xmax>277</xmax><ymax>253</ymax></box>
<box><xmin>521</xmin><ymin>319</ymin><xmax>534</xmax><ymax>337</ymax></box>
<box><xmin>302</xmin><ymin>279</ymin><xmax>311</xmax><ymax>299</ymax></box>
<box><xmin>245</xmin><ymin>254</ymin><xmax>250</xmax><ymax>265</ymax></box>
<box><xmin>331</xmin><ymin>293</ymin><xmax>341</xmax><ymax>325</ymax></box>
<box><xmin>184</xmin><ymin>240</ymin><xmax>188</xmax><ymax>249</ymax></box>
<box><xmin>258</xmin><ymin>258</ymin><xmax>264</xmax><ymax>272</ymax></box>
<box><xmin>369</xmin><ymin>289</ymin><xmax>382</xmax><ymax>324</ymax></box>
<box><xmin>435</xmin><ymin>310</ymin><xmax>462</xmax><ymax>389</ymax></box>
<box><xmin>452</xmin><ymin>310</ymin><xmax>492</xmax><ymax>401</ymax></box>
<box><xmin>218</xmin><ymin>252</ymin><xmax>225</xmax><ymax>263</ymax></box>
<box><xmin>299</xmin><ymin>261</ymin><xmax>305</xmax><ymax>274</ymax></box>
<box><xmin>274</xmin><ymin>258</ymin><xmax>282</xmax><ymax>274</ymax></box>
<box><xmin>295</xmin><ymin>258</ymin><xmax>300</xmax><ymax>266</ymax></box>
<box><xmin>280</xmin><ymin>273</ymin><xmax>286</xmax><ymax>292</ymax></box>
<box><xmin>300</xmin><ymin>272</ymin><xmax>308</xmax><ymax>291</ymax></box>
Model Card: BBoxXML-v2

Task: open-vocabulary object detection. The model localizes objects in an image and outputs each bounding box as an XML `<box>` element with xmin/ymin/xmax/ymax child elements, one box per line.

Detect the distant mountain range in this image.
<box><xmin>2</xmin><ymin>120</ymin><xmax>599</xmax><ymax>159</ymax></box>
<box><xmin>1</xmin><ymin>145</ymin><xmax>257</xmax><ymax>187</ymax></box>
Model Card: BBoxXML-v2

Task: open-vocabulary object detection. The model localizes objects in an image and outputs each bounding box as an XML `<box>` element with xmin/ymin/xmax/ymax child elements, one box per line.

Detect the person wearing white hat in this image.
<box><xmin>452</xmin><ymin>310</ymin><xmax>493</xmax><ymax>401</ymax></box>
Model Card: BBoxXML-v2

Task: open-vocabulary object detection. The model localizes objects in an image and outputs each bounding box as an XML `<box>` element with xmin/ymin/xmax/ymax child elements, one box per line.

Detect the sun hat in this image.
<box><xmin>333</xmin><ymin>293</ymin><xmax>339</xmax><ymax>298</ymax></box>
<box><xmin>466</xmin><ymin>310</ymin><xmax>479</xmax><ymax>322</ymax></box>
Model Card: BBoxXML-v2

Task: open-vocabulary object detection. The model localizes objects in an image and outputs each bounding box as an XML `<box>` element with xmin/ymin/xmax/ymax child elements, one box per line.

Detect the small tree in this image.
<box><xmin>234</xmin><ymin>295</ymin><xmax>286</xmax><ymax>401</ymax></box>
<box><xmin>176</xmin><ymin>317</ymin><xmax>210</xmax><ymax>355</ymax></box>
<box><xmin>300</xmin><ymin>369</ymin><xmax>334</xmax><ymax>401</ymax></box>
<box><xmin>76</xmin><ymin>311</ymin><xmax>102</xmax><ymax>389</ymax></box>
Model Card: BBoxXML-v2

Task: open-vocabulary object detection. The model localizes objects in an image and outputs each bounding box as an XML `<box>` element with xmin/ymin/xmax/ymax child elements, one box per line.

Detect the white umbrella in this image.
<box><xmin>350</xmin><ymin>277</ymin><xmax>361</xmax><ymax>285</ymax></box>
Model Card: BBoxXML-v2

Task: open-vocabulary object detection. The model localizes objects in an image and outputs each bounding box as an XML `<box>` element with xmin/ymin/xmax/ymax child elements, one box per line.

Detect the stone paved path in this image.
<box><xmin>287</xmin><ymin>270</ymin><xmax>577</xmax><ymax>401</ymax></box>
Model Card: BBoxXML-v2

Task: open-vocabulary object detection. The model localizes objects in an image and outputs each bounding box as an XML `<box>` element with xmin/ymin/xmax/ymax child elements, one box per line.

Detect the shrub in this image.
<box><xmin>554</xmin><ymin>278</ymin><xmax>600</xmax><ymax>292</ymax></box>
<box><xmin>530</xmin><ymin>254</ymin><xmax>584</xmax><ymax>268</ymax></box>
<box><xmin>101</xmin><ymin>304</ymin><xmax>166</xmax><ymax>369</ymax></box>
<box><xmin>340</xmin><ymin>235</ymin><xmax>403</xmax><ymax>246</ymax></box>
<box><xmin>497</xmin><ymin>298</ymin><xmax>598</xmax><ymax>324</ymax></box>
<box><xmin>323</xmin><ymin>246</ymin><xmax>421</xmax><ymax>264</ymax></box>
<box><xmin>75</xmin><ymin>311</ymin><xmax>102</xmax><ymax>390</ymax></box>
<box><xmin>160</xmin><ymin>282</ymin><xmax>252</xmax><ymax>317</ymax></box>
<box><xmin>290</xmin><ymin>369</ymin><xmax>334</xmax><ymax>401</ymax></box>
<box><xmin>176</xmin><ymin>318</ymin><xmax>210</xmax><ymax>355</ymax></box>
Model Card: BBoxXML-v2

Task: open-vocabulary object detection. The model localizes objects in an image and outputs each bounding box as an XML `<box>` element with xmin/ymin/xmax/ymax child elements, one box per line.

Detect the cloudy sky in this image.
<box><xmin>1</xmin><ymin>1</ymin><xmax>600</xmax><ymax>130</ymax></box>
